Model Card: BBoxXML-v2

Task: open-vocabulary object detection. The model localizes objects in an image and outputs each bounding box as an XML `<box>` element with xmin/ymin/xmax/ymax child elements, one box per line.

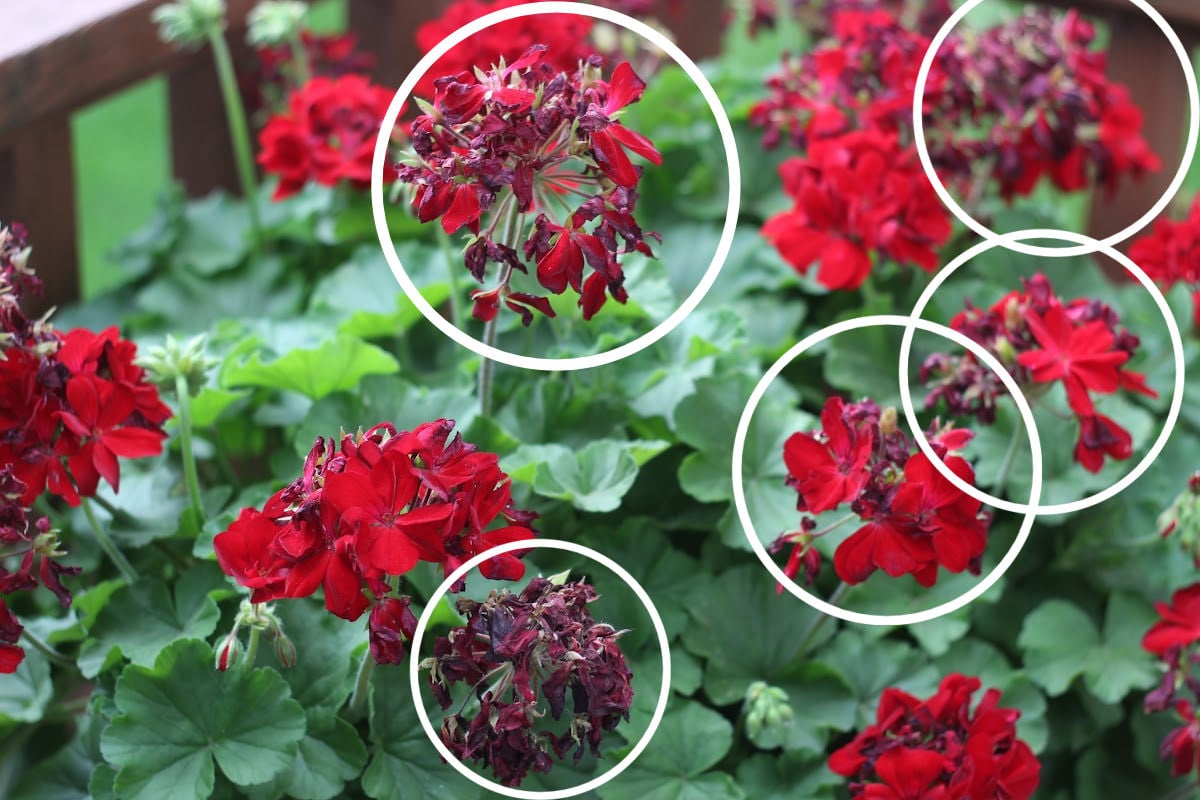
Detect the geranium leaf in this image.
<box><xmin>1018</xmin><ymin>600</ymin><xmax>1099</xmax><ymax>696</ymax></box>
<box><xmin>76</xmin><ymin>571</ymin><xmax>221</xmax><ymax>678</ymax></box>
<box><xmin>363</xmin><ymin>667</ymin><xmax>483</xmax><ymax>800</ymax></box>
<box><xmin>598</xmin><ymin>702</ymin><xmax>741</xmax><ymax>800</ymax></box>
<box><xmin>222</xmin><ymin>333</ymin><xmax>399</xmax><ymax>400</ymax></box>
<box><xmin>100</xmin><ymin>639</ymin><xmax>306</xmax><ymax>799</ymax></box>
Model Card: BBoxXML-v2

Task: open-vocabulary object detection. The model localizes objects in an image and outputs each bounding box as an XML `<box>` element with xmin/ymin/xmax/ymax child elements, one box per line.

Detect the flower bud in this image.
<box><xmin>743</xmin><ymin>681</ymin><xmax>793</xmax><ymax>740</ymax></box>
<box><xmin>137</xmin><ymin>333</ymin><xmax>220</xmax><ymax>397</ymax></box>
<box><xmin>152</xmin><ymin>0</ymin><xmax>227</xmax><ymax>47</ymax></box>
<box><xmin>274</xmin><ymin>633</ymin><xmax>297</xmax><ymax>669</ymax></box>
<box><xmin>246</xmin><ymin>1</ymin><xmax>307</xmax><ymax>46</ymax></box>
<box><xmin>216</xmin><ymin>633</ymin><xmax>241</xmax><ymax>671</ymax></box>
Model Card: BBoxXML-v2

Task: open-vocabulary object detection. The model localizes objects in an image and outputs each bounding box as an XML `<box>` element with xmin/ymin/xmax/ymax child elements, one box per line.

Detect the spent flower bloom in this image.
<box><xmin>397</xmin><ymin>47</ymin><xmax>661</xmax><ymax>324</ymax></box>
<box><xmin>422</xmin><ymin>577</ymin><xmax>633</xmax><ymax>787</ymax></box>
<box><xmin>920</xmin><ymin>273</ymin><xmax>1155</xmax><ymax>473</ymax></box>
<box><xmin>829</xmin><ymin>673</ymin><xmax>1040</xmax><ymax>799</ymax></box>
<box><xmin>213</xmin><ymin>418</ymin><xmax>537</xmax><ymax>660</ymax></box>
<box><xmin>775</xmin><ymin>396</ymin><xmax>990</xmax><ymax>588</ymax></box>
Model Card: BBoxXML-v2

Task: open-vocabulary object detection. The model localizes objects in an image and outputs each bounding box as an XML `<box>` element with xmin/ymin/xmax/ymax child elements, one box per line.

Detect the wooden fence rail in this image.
<box><xmin>0</xmin><ymin>0</ymin><xmax>1196</xmax><ymax>312</ymax></box>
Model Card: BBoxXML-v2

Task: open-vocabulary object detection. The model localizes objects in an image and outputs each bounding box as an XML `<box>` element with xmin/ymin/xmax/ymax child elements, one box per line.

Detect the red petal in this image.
<box><xmin>101</xmin><ymin>427</ymin><xmax>166</xmax><ymax>458</ymax></box>
<box><xmin>441</xmin><ymin>186</ymin><xmax>481</xmax><ymax>235</ymax></box>
<box><xmin>607</xmin><ymin>123</ymin><xmax>662</xmax><ymax>165</ymax></box>
<box><xmin>604</xmin><ymin>62</ymin><xmax>646</xmax><ymax>114</ymax></box>
<box><xmin>590</xmin><ymin>128</ymin><xmax>640</xmax><ymax>189</ymax></box>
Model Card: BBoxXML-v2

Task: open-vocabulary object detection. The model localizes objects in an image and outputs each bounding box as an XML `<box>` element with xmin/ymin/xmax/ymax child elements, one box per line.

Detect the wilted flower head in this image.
<box><xmin>423</xmin><ymin>576</ymin><xmax>633</xmax><ymax>787</ymax></box>
<box><xmin>396</xmin><ymin>46</ymin><xmax>661</xmax><ymax>324</ymax></box>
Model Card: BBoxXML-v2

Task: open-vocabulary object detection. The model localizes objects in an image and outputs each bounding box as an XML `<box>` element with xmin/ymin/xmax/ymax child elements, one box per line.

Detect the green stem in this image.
<box><xmin>80</xmin><ymin>498</ymin><xmax>137</xmax><ymax>583</ymax></box>
<box><xmin>797</xmin><ymin>582</ymin><xmax>849</xmax><ymax>656</ymax></box>
<box><xmin>993</xmin><ymin>424</ymin><xmax>1024</xmax><ymax>498</ymax></box>
<box><xmin>476</xmin><ymin>202</ymin><xmax>521</xmax><ymax>420</ymax></box>
<box><xmin>175</xmin><ymin>374</ymin><xmax>205</xmax><ymax>525</ymax></box>
<box><xmin>437</xmin><ymin>231</ymin><xmax>462</xmax><ymax>327</ymax></box>
<box><xmin>244</xmin><ymin>625</ymin><xmax>261</xmax><ymax>672</ymax></box>
<box><xmin>349</xmin><ymin>650</ymin><xmax>376</xmax><ymax>717</ymax></box>
<box><xmin>207</xmin><ymin>28</ymin><xmax>263</xmax><ymax>253</ymax></box>
<box><xmin>479</xmin><ymin>319</ymin><xmax>498</xmax><ymax>418</ymax></box>
<box><xmin>287</xmin><ymin>32</ymin><xmax>311</xmax><ymax>86</ymax></box>
<box><xmin>21</xmin><ymin>628</ymin><xmax>73</xmax><ymax>667</ymax></box>
<box><xmin>811</xmin><ymin>513</ymin><xmax>858</xmax><ymax>540</ymax></box>
<box><xmin>212</xmin><ymin>427</ymin><xmax>239</xmax><ymax>486</ymax></box>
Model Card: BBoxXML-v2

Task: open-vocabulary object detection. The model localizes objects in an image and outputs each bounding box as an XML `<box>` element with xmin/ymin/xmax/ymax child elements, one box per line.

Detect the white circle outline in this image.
<box><xmin>732</xmin><ymin>315</ymin><xmax>1043</xmax><ymax>626</ymax></box>
<box><xmin>407</xmin><ymin>537</ymin><xmax>673</xmax><ymax>799</ymax></box>
<box><xmin>899</xmin><ymin>228</ymin><xmax>1185</xmax><ymax>516</ymax></box>
<box><xmin>371</xmin><ymin>1</ymin><xmax>741</xmax><ymax>372</ymax></box>
<box><xmin>911</xmin><ymin>0</ymin><xmax>1200</xmax><ymax>257</ymax></box>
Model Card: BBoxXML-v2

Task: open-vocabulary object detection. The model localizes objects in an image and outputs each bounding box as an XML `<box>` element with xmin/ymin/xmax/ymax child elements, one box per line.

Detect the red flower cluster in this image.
<box><xmin>921</xmin><ymin>273</ymin><xmax>1156</xmax><ymax>473</ymax></box>
<box><xmin>248</xmin><ymin>31</ymin><xmax>376</xmax><ymax>115</ymax></box>
<box><xmin>761</xmin><ymin>129</ymin><xmax>951</xmax><ymax>290</ymax></box>
<box><xmin>935</xmin><ymin>9</ymin><xmax>1158</xmax><ymax>200</ymax></box>
<box><xmin>751</xmin><ymin>10</ymin><xmax>936</xmax><ymax>151</ymax></box>
<box><xmin>1129</xmin><ymin>195</ymin><xmax>1200</xmax><ymax>329</ymax></box>
<box><xmin>257</xmin><ymin>74</ymin><xmax>400</xmax><ymax>200</ymax></box>
<box><xmin>397</xmin><ymin>46</ymin><xmax>660</xmax><ymax>324</ymax></box>
<box><xmin>1141</xmin><ymin>584</ymin><xmax>1200</xmax><ymax>781</ymax></box>
<box><xmin>0</xmin><ymin>221</ymin><xmax>168</xmax><ymax>672</ymax></box>
<box><xmin>213</xmin><ymin>419</ymin><xmax>537</xmax><ymax>664</ymax></box>
<box><xmin>829</xmin><ymin>673</ymin><xmax>1040</xmax><ymax>799</ymax></box>
<box><xmin>414</xmin><ymin>0</ymin><xmax>594</xmax><ymax>100</ymax></box>
<box><xmin>774</xmin><ymin>396</ymin><xmax>990</xmax><ymax>588</ymax></box>
<box><xmin>744</xmin><ymin>0</ymin><xmax>952</xmax><ymax>41</ymax></box>
<box><xmin>423</xmin><ymin>577</ymin><xmax>633</xmax><ymax>787</ymax></box>
<box><xmin>753</xmin><ymin>7</ymin><xmax>1156</xmax><ymax>230</ymax></box>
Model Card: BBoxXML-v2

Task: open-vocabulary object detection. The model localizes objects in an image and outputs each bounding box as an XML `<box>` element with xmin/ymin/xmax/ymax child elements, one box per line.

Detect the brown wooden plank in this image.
<box><xmin>1072</xmin><ymin>0</ymin><xmax>1200</xmax><ymax>28</ymax></box>
<box><xmin>168</xmin><ymin>39</ymin><xmax>254</xmax><ymax>196</ymax></box>
<box><xmin>0</xmin><ymin>113</ymin><xmax>79</xmax><ymax>315</ymax></box>
<box><xmin>348</xmin><ymin>0</ymin><xmax>443</xmax><ymax>86</ymax></box>
<box><xmin>1081</xmin><ymin>8</ymin><xmax>1200</xmax><ymax>246</ymax></box>
<box><xmin>0</xmin><ymin>0</ymin><xmax>258</xmax><ymax>138</ymax></box>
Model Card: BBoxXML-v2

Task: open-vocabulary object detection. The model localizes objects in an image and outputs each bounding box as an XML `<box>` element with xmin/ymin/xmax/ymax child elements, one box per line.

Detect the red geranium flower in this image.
<box><xmin>0</xmin><ymin>599</ymin><xmax>24</xmax><ymax>674</ymax></box>
<box><xmin>784</xmin><ymin>397</ymin><xmax>875</xmax><ymax>514</ymax></box>
<box><xmin>1144</xmin><ymin>584</ymin><xmax>1200</xmax><ymax>656</ymax></box>
<box><xmin>258</xmin><ymin>75</ymin><xmax>400</xmax><ymax>200</ymax></box>
<box><xmin>1017</xmin><ymin>305</ymin><xmax>1128</xmax><ymax>416</ymax></box>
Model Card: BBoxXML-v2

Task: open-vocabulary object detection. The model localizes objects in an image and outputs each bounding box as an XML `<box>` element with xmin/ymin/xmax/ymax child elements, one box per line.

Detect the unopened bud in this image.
<box><xmin>246</xmin><ymin>1</ymin><xmax>306</xmax><ymax>46</ymax></box>
<box><xmin>152</xmin><ymin>0</ymin><xmax>227</xmax><ymax>47</ymax></box>
<box><xmin>274</xmin><ymin>633</ymin><xmax>297</xmax><ymax>669</ymax></box>
<box><xmin>216</xmin><ymin>634</ymin><xmax>241</xmax><ymax>672</ymax></box>
<box><xmin>879</xmin><ymin>406</ymin><xmax>898</xmax><ymax>436</ymax></box>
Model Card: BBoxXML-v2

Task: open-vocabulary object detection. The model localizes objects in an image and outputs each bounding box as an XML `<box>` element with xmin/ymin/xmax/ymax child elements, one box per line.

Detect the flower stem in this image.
<box><xmin>174</xmin><ymin>374</ymin><xmax>206</xmax><ymax>526</ymax></box>
<box><xmin>21</xmin><ymin>628</ymin><xmax>73</xmax><ymax>667</ymax></box>
<box><xmin>81</xmin><ymin>498</ymin><xmax>137</xmax><ymax>583</ymax></box>
<box><xmin>797</xmin><ymin>582</ymin><xmax>849</xmax><ymax>656</ymax></box>
<box><xmin>437</xmin><ymin>231</ymin><xmax>462</xmax><ymax>327</ymax></box>
<box><xmin>207</xmin><ymin>28</ymin><xmax>263</xmax><ymax>253</ymax></box>
<box><xmin>811</xmin><ymin>513</ymin><xmax>858</xmax><ymax>539</ymax></box>
<box><xmin>479</xmin><ymin>319</ymin><xmax>498</xmax><ymax>418</ymax></box>
<box><xmin>993</xmin><ymin>424</ymin><xmax>1025</xmax><ymax>498</ymax></box>
<box><xmin>288</xmin><ymin>33</ymin><xmax>311</xmax><ymax>86</ymax></box>
<box><xmin>244</xmin><ymin>625</ymin><xmax>261</xmax><ymax>671</ymax></box>
<box><xmin>349</xmin><ymin>650</ymin><xmax>376</xmax><ymax>716</ymax></box>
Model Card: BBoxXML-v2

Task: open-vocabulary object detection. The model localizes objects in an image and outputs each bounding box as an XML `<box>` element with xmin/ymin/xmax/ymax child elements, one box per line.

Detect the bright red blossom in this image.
<box><xmin>213</xmin><ymin>419</ymin><xmax>537</xmax><ymax>664</ymax></box>
<box><xmin>923</xmin><ymin>273</ymin><xmax>1155</xmax><ymax>474</ymax></box>
<box><xmin>762</xmin><ymin>130</ymin><xmax>951</xmax><ymax>291</ymax></box>
<box><xmin>777</xmin><ymin>397</ymin><xmax>990</xmax><ymax>588</ymax></box>
<box><xmin>829</xmin><ymin>673</ymin><xmax>1040</xmax><ymax>800</ymax></box>
<box><xmin>1128</xmin><ymin>195</ymin><xmax>1200</xmax><ymax>328</ymax></box>
<box><xmin>258</xmin><ymin>75</ymin><xmax>400</xmax><ymax>200</ymax></box>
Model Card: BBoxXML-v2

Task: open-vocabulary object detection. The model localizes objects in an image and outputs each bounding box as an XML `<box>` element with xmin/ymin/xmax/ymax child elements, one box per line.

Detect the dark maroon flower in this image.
<box><xmin>369</xmin><ymin>596</ymin><xmax>419</xmax><ymax>665</ymax></box>
<box><xmin>423</xmin><ymin>577</ymin><xmax>633</xmax><ymax>787</ymax></box>
<box><xmin>396</xmin><ymin>47</ymin><xmax>660</xmax><ymax>325</ymax></box>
